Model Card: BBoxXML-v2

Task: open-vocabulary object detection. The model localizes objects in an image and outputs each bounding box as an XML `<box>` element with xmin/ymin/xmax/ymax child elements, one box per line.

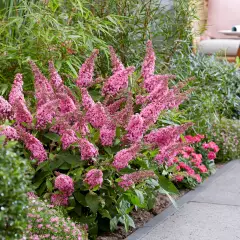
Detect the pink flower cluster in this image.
<box><xmin>112</xmin><ymin>144</ymin><xmax>140</xmax><ymax>170</ymax></box>
<box><xmin>118</xmin><ymin>170</ymin><xmax>155</xmax><ymax>190</ymax></box>
<box><xmin>184</xmin><ymin>134</ymin><xmax>205</xmax><ymax>143</ymax></box>
<box><xmin>84</xmin><ymin>169</ymin><xmax>103</xmax><ymax>189</ymax></box>
<box><xmin>54</xmin><ymin>174</ymin><xmax>74</xmax><ymax>196</ymax></box>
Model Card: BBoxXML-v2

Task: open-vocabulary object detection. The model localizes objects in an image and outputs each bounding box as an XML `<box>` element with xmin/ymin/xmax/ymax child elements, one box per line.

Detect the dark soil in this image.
<box><xmin>96</xmin><ymin>189</ymin><xmax>189</xmax><ymax>240</ymax></box>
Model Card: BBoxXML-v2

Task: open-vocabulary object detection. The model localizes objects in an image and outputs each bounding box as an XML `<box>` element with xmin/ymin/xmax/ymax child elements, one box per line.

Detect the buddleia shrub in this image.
<box><xmin>0</xmin><ymin>41</ymin><xmax>198</xmax><ymax>238</ymax></box>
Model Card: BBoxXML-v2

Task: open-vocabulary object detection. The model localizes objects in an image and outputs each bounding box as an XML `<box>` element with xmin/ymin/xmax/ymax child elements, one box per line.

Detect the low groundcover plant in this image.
<box><xmin>0</xmin><ymin>41</ymin><xmax>218</xmax><ymax>238</ymax></box>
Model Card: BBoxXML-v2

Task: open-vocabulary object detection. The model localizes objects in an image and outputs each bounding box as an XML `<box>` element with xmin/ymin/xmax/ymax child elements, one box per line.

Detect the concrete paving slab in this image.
<box><xmin>191</xmin><ymin>161</ymin><xmax>240</xmax><ymax>205</ymax></box>
<box><xmin>140</xmin><ymin>202</ymin><xmax>240</xmax><ymax>240</ymax></box>
<box><xmin>127</xmin><ymin>160</ymin><xmax>240</xmax><ymax>240</ymax></box>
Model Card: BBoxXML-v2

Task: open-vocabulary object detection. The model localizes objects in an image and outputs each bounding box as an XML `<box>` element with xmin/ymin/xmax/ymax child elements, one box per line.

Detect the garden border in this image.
<box><xmin>126</xmin><ymin>160</ymin><xmax>239</xmax><ymax>240</ymax></box>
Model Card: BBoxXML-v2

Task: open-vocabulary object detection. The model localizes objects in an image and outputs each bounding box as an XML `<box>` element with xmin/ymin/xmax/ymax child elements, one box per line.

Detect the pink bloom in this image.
<box><xmin>208</xmin><ymin>151</ymin><xmax>216</xmax><ymax>160</ymax></box>
<box><xmin>36</xmin><ymin>99</ymin><xmax>59</xmax><ymax>129</ymax></box>
<box><xmin>79</xmin><ymin>138</ymin><xmax>98</xmax><ymax>160</ymax></box>
<box><xmin>102</xmin><ymin>67</ymin><xmax>135</xmax><ymax>96</ymax></box>
<box><xmin>30</xmin><ymin>61</ymin><xmax>54</xmax><ymax>107</ymax></box>
<box><xmin>118</xmin><ymin>170</ymin><xmax>155</xmax><ymax>190</ymax></box>
<box><xmin>191</xmin><ymin>153</ymin><xmax>202</xmax><ymax>165</ymax></box>
<box><xmin>185</xmin><ymin>134</ymin><xmax>203</xmax><ymax>144</ymax></box>
<box><xmin>37</xmin><ymin>224</ymin><xmax>43</xmax><ymax>229</ymax></box>
<box><xmin>0</xmin><ymin>97</ymin><xmax>12</xmax><ymax>120</ymax></box>
<box><xmin>143</xmin><ymin>75</ymin><xmax>175</xmax><ymax>93</ymax></box>
<box><xmin>13</xmin><ymin>100</ymin><xmax>33</xmax><ymax>125</ymax></box>
<box><xmin>198</xmin><ymin>165</ymin><xmax>208</xmax><ymax>173</ymax></box>
<box><xmin>72</xmin><ymin>118</ymin><xmax>90</xmax><ymax>137</ymax></box>
<box><xmin>0</xmin><ymin>126</ymin><xmax>19</xmax><ymax>140</ymax></box>
<box><xmin>49</xmin><ymin>60</ymin><xmax>63</xmax><ymax>89</ymax></box>
<box><xmin>18</xmin><ymin>128</ymin><xmax>47</xmax><ymax>163</ymax></box>
<box><xmin>9</xmin><ymin>73</ymin><xmax>25</xmax><ymax>105</ymax></box>
<box><xmin>144</xmin><ymin>123</ymin><xmax>192</xmax><ymax>148</ymax></box>
<box><xmin>76</xmin><ymin>49</ymin><xmax>99</xmax><ymax>88</ymax></box>
<box><xmin>125</xmin><ymin>114</ymin><xmax>144</xmax><ymax>143</ymax></box>
<box><xmin>203</xmin><ymin>141</ymin><xmax>220</xmax><ymax>153</ymax></box>
<box><xmin>106</xmin><ymin>98</ymin><xmax>126</xmax><ymax>115</ymax></box>
<box><xmin>192</xmin><ymin>173</ymin><xmax>202</xmax><ymax>183</ymax></box>
<box><xmin>100</xmin><ymin>121</ymin><xmax>116</xmax><ymax>146</ymax></box>
<box><xmin>84</xmin><ymin>169</ymin><xmax>103</xmax><ymax>189</ymax></box>
<box><xmin>50</xmin><ymin>217</ymin><xmax>59</xmax><ymax>223</ymax></box>
<box><xmin>112</xmin><ymin>144</ymin><xmax>140</xmax><ymax>170</ymax></box>
<box><xmin>141</xmin><ymin>40</ymin><xmax>156</xmax><ymax>79</ymax></box>
<box><xmin>57</xmin><ymin>94</ymin><xmax>76</xmax><ymax>114</ymax></box>
<box><xmin>61</xmin><ymin>129</ymin><xmax>78</xmax><ymax>149</ymax></box>
<box><xmin>51</xmin><ymin>193</ymin><xmax>69</xmax><ymax>206</ymax></box>
<box><xmin>86</xmin><ymin>102</ymin><xmax>107</xmax><ymax>128</ymax></box>
<box><xmin>81</xmin><ymin>88</ymin><xmax>95</xmax><ymax>110</ymax></box>
<box><xmin>174</xmin><ymin>175</ymin><xmax>184</xmax><ymax>182</ymax></box>
<box><xmin>109</xmin><ymin>46</ymin><xmax>125</xmax><ymax>73</ymax></box>
<box><xmin>55</xmin><ymin>174</ymin><xmax>74</xmax><ymax>196</ymax></box>
<box><xmin>183</xmin><ymin>146</ymin><xmax>195</xmax><ymax>154</ymax></box>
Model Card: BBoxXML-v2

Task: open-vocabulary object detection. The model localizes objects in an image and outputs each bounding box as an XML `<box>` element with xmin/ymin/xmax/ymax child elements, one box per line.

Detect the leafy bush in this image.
<box><xmin>0</xmin><ymin>0</ymin><xmax>197</xmax><ymax>96</ymax></box>
<box><xmin>0</xmin><ymin>41</ymin><xmax>195</xmax><ymax>238</ymax></box>
<box><xmin>161</xmin><ymin>134</ymin><xmax>218</xmax><ymax>189</ymax></box>
<box><xmin>212</xmin><ymin>118</ymin><xmax>240</xmax><ymax>161</ymax></box>
<box><xmin>0</xmin><ymin>136</ymin><xmax>32</xmax><ymax>239</ymax></box>
<box><xmin>0</xmin><ymin>0</ymin><xmax>123</xmax><ymax>95</ymax></box>
<box><xmin>170</xmin><ymin>53</ymin><xmax>240</xmax><ymax>135</ymax></box>
<box><xmin>25</xmin><ymin>193</ymin><xmax>88</xmax><ymax>240</ymax></box>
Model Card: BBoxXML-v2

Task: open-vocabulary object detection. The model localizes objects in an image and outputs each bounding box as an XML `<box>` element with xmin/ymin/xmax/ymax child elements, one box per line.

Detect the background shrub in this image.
<box><xmin>0</xmin><ymin>136</ymin><xmax>32</xmax><ymax>239</ymax></box>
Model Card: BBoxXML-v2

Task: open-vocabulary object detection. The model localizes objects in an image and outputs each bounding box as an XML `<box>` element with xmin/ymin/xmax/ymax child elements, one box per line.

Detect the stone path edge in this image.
<box><xmin>126</xmin><ymin>160</ymin><xmax>239</xmax><ymax>240</ymax></box>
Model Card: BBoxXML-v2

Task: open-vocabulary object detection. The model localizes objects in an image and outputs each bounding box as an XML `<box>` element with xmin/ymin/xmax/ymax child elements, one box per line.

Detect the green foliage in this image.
<box><xmin>170</xmin><ymin>53</ymin><xmax>240</xmax><ymax>135</ymax></box>
<box><xmin>0</xmin><ymin>0</ymin><xmax>123</xmax><ymax>95</ymax></box>
<box><xmin>212</xmin><ymin>118</ymin><xmax>240</xmax><ymax>161</ymax></box>
<box><xmin>0</xmin><ymin>136</ymin><xmax>32</xmax><ymax>239</ymax></box>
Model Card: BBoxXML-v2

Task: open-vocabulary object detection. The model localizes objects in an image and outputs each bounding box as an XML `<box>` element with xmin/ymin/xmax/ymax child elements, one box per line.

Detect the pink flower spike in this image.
<box><xmin>102</xmin><ymin>66</ymin><xmax>135</xmax><ymax>96</ymax></box>
<box><xmin>76</xmin><ymin>49</ymin><xmax>99</xmax><ymax>88</ymax></box>
<box><xmin>100</xmin><ymin>121</ymin><xmax>116</xmax><ymax>146</ymax></box>
<box><xmin>79</xmin><ymin>138</ymin><xmax>98</xmax><ymax>160</ymax></box>
<box><xmin>0</xmin><ymin>97</ymin><xmax>12</xmax><ymax>120</ymax></box>
<box><xmin>30</xmin><ymin>61</ymin><xmax>54</xmax><ymax>107</ymax></box>
<box><xmin>57</xmin><ymin>93</ymin><xmax>76</xmax><ymax>114</ymax></box>
<box><xmin>13</xmin><ymin>100</ymin><xmax>33</xmax><ymax>125</ymax></box>
<box><xmin>109</xmin><ymin>46</ymin><xmax>125</xmax><ymax>73</ymax></box>
<box><xmin>17</xmin><ymin>128</ymin><xmax>47</xmax><ymax>163</ymax></box>
<box><xmin>0</xmin><ymin>126</ymin><xmax>19</xmax><ymax>140</ymax></box>
<box><xmin>84</xmin><ymin>169</ymin><xmax>103</xmax><ymax>189</ymax></box>
<box><xmin>49</xmin><ymin>61</ymin><xmax>63</xmax><ymax>89</ymax></box>
<box><xmin>86</xmin><ymin>102</ymin><xmax>107</xmax><ymax>128</ymax></box>
<box><xmin>9</xmin><ymin>73</ymin><xmax>25</xmax><ymax>105</ymax></box>
<box><xmin>61</xmin><ymin>129</ymin><xmax>78</xmax><ymax>150</ymax></box>
<box><xmin>141</xmin><ymin>40</ymin><xmax>156</xmax><ymax>79</ymax></box>
<box><xmin>51</xmin><ymin>193</ymin><xmax>69</xmax><ymax>206</ymax></box>
<box><xmin>36</xmin><ymin>99</ymin><xmax>59</xmax><ymax>129</ymax></box>
<box><xmin>112</xmin><ymin>144</ymin><xmax>140</xmax><ymax>170</ymax></box>
<box><xmin>81</xmin><ymin>88</ymin><xmax>95</xmax><ymax>110</ymax></box>
<box><xmin>54</xmin><ymin>174</ymin><xmax>74</xmax><ymax>196</ymax></box>
<box><xmin>125</xmin><ymin>114</ymin><xmax>144</xmax><ymax>143</ymax></box>
<box><xmin>118</xmin><ymin>170</ymin><xmax>155</xmax><ymax>190</ymax></box>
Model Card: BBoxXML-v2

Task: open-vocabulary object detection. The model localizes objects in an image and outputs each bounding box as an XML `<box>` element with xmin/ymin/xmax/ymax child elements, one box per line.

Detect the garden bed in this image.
<box><xmin>97</xmin><ymin>190</ymin><xmax>188</xmax><ymax>240</ymax></box>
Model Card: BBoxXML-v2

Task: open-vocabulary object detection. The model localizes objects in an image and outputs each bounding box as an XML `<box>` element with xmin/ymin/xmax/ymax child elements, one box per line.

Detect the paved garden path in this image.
<box><xmin>127</xmin><ymin>160</ymin><xmax>240</xmax><ymax>240</ymax></box>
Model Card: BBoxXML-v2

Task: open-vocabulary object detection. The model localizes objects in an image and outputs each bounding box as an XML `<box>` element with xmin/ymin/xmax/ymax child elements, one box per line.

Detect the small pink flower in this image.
<box><xmin>61</xmin><ymin>129</ymin><xmax>78</xmax><ymax>150</ymax></box>
<box><xmin>174</xmin><ymin>175</ymin><xmax>184</xmax><ymax>182</ymax></box>
<box><xmin>109</xmin><ymin>46</ymin><xmax>125</xmax><ymax>73</ymax></box>
<box><xmin>208</xmin><ymin>151</ymin><xmax>216</xmax><ymax>160</ymax></box>
<box><xmin>0</xmin><ymin>97</ymin><xmax>12</xmax><ymax>120</ymax></box>
<box><xmin>54</xmin><ymin>174</ymin><xmax>74</xmax><ymax>196</ymax></box>
<box><xmin>0</xmin><ymin>126</ymin><xmax>19</xmax><ymax>140</ymax></box>
<box><xmin>76</xmin><ymin>49</ymin><xmax>99</xmax><ymax>88</ymax></box>
<box><xmin>84</xmin><ymin>169</ymin><xmax>103</xmax><ymax>189</ymax></box>
<box><xmin>51</xmin><ymin>193</ymin><xmax>68</xmax><ymax>206</ymax></box>
<box><xmin>198</xmin><ymin>165</ymin><xmax>208</xmax><ymax>173</ymax></box>
<box><xmin>37</xmin><ymin>224</ymin><xmax>43</xmax><ymax>229</ymax></box>
<box><xmin>79</xmin><ymin>138</ymin><xmax>98</xmax><ymax>160</ymax></box>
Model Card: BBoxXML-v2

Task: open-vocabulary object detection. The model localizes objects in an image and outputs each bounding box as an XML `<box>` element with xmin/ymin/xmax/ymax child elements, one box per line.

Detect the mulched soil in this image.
<box><xmin>97</xmin><ymin>189</ymin><xmax>189</xmax><ymax>240</ymax></box>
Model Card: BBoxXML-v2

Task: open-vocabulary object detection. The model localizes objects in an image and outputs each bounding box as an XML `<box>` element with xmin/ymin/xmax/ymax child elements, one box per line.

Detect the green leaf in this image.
<box><xmin>44</xmin><ymin>133</ymin><xmax>61</xmax><ymax>142</ymax></box>
<box><xmin>99</xmin><ymin>209</ymin><xmax>111</xmax><ymax>219</ymax></box>
<box><xmin>36</xmin><ymin>161</ymin><xmax>49</xmax><ymax>172</ymax></box>
<box><xmin>158</xmin><ymin>175</ymin><xmax>179</xmax><ymax>194</ymax></box>
<box><xmin>110</xmin><ymin>216</ymin><xmax>118</xmax><ymax>231</ymax></box>
<box><xmin>74</xmin><ymin>192</ymin><xmax>87</xmax><ymax>206</ymax></box>
<box><xmin>46</xmin><ymin>179</ymin><xmax>53</xmax><ymax>192</ymax></box>
<box><xmin>85</xmin><ymin>192</ymin><xmax>99</xmax><ymax>213</ymax></box>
